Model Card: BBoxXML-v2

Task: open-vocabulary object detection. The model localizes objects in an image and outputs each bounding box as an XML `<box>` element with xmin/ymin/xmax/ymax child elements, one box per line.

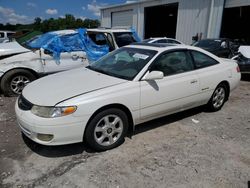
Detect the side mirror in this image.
<box><xmin>142</xmin><ymin>71</ymin><xmax>164</xmax><ymax>81</ymax></box>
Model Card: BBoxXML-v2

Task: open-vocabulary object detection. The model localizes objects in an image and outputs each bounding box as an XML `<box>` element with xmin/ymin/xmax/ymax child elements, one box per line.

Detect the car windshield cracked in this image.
<box><xmin>87</xmin><ymin>47</ymin><xmax>157</xmax><ymax>80</ymax></box>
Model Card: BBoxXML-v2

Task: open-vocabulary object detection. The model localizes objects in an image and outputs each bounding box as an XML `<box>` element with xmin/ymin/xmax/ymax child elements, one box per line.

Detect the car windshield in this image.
<box><xmin>113</xmin><ymin>32</ymin><xmax>137</xmax><ymax>47</ymax></box>
<box><xmin>193</xmin><ymin>39</ymin><xmax>222</xmax><ymax>49</ymax></box>
<box><xmin>87</xmin><ymin>47</ymin><xmax>157</xmax><ymax>80</ymax></box>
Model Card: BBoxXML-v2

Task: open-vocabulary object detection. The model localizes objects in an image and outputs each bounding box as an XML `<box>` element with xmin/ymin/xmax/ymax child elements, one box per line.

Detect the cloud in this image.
<box><xmin>78</xmin><ymin>16</ymin><xmax>86</xmax><ymax>21</ymax></box>
<box><xmin>27</xmin><ymin>2</ymin><xmax>36</xmax><ymax>8</ymax></box>
<box><xmin>87</xmin><ymin>0</ymin><xmax>102</xmax><ymax>17</ymax></box>
<box><xmin>0</xmin><ymin>6</ymin><xmax>31</xmax><ymax>24</ymax></box>
<box><xmin>82</xmin><ymin>6</ymin><xmax>86</xmax><ymax>10</ymax></box>
<box><xmin>45</xmin><ymin>8</ymin><xmax>58</xmax><ymax>15</ymax></box>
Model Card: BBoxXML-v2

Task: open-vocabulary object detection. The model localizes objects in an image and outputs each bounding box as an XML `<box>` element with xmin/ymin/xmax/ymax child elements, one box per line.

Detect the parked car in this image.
<box><xmin>193</xmin><ymin>38</ymin><xmax>239</xmax><ymax>58</ymax></box>
<box><xmin>0</xmin><ymin>30</ymin><xmax>15</xmax><ymax>43</ymax></box>
<box><xmin>15</xmin><ymin>43</ymin><xmax>241</xmax><ymax>151</ymax></box>
<box><xmin>0</xmin><ymin>28</ymin><xmax>139</xmax><ymax>96</ymax></box>
<box><xmin>232</xmin><ymin>46</ymin><xmax>250</xmax><ymax>74</ymax></box>
<box><xmin>142</xmin><ymin>37</ymin><xmax>183</xmax><ymax>44</ymax></box>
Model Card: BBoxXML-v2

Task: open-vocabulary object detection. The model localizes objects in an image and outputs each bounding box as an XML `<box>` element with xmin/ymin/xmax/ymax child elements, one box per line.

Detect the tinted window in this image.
<box><xmin>113</xmin><ymin>32</ymin><xmax>137</xmax><ymax>47</ymax></box>
<box><xmin>191</xmin><ymin>51</ymin><xmax>219</xmax><ymax>68</ymax></box>
<box><xmin>151</xmin><ymin>51</ymin><xmax>194</xmax><ymax>76</ymax></box>
<box><xmin>7</xmin><ymin>32</ymin><xmax>14</xmax><ymax>37</ymax></box>
<box><xmin>0</xmin><ymin>32</ymin><xmax>4</xmax><ymax>38</ymax></box>
<box><xmin>167</xmin><ymin>39</ymin><xmax>181</xmax><ymax>44</ymax></box>
<box><xmin>193</xmin><ymin>39</ymin><xmax>222</xmax><ymax>49</ymax></box>
<box><xmin>153</xmin><ymin>39</ymin><xmax>167</xmax><ymax>43</ymax></box>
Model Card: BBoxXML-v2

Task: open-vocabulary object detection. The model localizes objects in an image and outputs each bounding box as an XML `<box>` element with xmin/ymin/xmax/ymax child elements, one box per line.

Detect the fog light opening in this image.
<box><xmin>37</xmin><ymin>133</ymin><xmax>54</xmax><ymax>142</ymax></box>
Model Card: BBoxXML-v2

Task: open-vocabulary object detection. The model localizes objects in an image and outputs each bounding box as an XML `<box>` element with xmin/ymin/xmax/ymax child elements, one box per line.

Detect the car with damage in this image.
<box><xmin>15</xmin><ymin>43</ymin><xmax>241</xmax><ymax>151</ymax></box>
<box><xmin>0</xmin><ymin>28</ymin><xmax>140</xmax><ymax>96</ymax></box>
<box><xmin>232</xmin><ymin>46</ymin><xmax>250</xmax><ymax>74</ymax></box>
<box><xmin>193</xmin><ymin>38</ymin><xmax>239</xmax><ymax>58</ymax></box>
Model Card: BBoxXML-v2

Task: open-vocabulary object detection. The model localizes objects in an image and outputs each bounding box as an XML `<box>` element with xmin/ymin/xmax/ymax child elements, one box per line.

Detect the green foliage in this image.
<box><xmin>0</xmin><ymin>14</ymin><xmax>100</xmax><ymax>33</ymax></box>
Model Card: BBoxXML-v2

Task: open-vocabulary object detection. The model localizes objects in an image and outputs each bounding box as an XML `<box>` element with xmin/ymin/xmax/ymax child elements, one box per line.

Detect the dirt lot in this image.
<box><xmin>0</xmin><ymin>78</ymin><xmax>250</xmax><ymax>188</ymax></box>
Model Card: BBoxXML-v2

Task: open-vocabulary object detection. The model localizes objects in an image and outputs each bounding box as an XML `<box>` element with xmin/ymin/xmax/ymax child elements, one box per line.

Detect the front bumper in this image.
<box><xmin>15</xmin><ymin>100</ymin><xmax>87</xmax><ymax>145</ymax></box>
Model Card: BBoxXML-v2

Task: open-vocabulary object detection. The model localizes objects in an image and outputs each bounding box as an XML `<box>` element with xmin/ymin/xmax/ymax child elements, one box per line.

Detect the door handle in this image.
<box><xmin>72</xmin><ymin>54</ymin><xmax>79</xmax><ymax>60</ymax></box>
<box><xmin>190</xmin><ymin>80</ymin><xmax>198</xmax><ymax>84</ymax></box>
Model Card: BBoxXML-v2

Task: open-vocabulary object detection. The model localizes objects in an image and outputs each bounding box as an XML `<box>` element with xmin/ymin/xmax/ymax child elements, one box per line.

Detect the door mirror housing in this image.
<box><xmin>142</xmin><ymin>71</ymin><xmax>164</xmax><ymax>81</ymax></box>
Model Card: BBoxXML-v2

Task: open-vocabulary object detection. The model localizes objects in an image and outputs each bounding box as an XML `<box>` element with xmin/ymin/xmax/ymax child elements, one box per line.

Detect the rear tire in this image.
<box><xmin>84</xmin><ymin>108</ymin><xmax>129</xmax><ymax>151</ymax></box>
<box><xmin>0</xmin><ymin>69</ymin><xmax>36</xmax><ymax>97</ymax></box>
<box><xmin>207</xmin><ymin>83</ymin><xmax>228</xmax><ymax>112</ymax></box>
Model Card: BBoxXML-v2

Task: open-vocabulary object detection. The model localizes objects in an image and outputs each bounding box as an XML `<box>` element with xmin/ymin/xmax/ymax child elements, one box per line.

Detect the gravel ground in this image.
<box><xmin>0</xmin><ymin>77</ymin><xmax>250</xmax><ymax>188</ymax></box>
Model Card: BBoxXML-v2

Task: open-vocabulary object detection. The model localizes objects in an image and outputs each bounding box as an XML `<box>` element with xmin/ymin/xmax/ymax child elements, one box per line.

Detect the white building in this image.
<box><xmin>100</xmin><ymin>0</ymin><xmax>250</xmax><ymax>44</ymax></box>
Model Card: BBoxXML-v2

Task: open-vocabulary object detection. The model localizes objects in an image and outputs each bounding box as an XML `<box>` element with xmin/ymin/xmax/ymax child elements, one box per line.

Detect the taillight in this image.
<box><xmin>236</xmin><ymin>65</ymin><xmax>240</xmax><ymax>73</ymax></box>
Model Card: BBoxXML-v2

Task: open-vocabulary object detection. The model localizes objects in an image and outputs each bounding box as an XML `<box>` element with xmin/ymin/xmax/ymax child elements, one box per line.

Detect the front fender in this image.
<box><xmin>0</xmin><ymin>60</ymin><xmax>43</xmax><ymax>78</ymax></box>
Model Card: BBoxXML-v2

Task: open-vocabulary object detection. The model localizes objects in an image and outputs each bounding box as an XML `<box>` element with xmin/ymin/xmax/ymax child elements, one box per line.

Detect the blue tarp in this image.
<box><xmin>26</xmin><ymin>28</ymin><xmax>109</xmax><ymax>63</ymax></box>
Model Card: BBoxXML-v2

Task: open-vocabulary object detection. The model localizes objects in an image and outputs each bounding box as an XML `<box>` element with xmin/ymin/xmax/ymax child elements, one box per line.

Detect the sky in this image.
<box><xmin>0</xmin><ymin>0</ymin><xmax>130</xmax><ymax>25</ymax></box>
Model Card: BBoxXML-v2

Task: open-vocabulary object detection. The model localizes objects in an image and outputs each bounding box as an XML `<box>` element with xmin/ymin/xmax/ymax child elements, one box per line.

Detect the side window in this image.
<box><xmin>0</xmin><ymin>32</ymin><xmax>4</xmax><ymax>38</ymax></box>
<box><xmin>153</xmin><ymin>39</ymin><xmax>167</xmax><ymax>43</ymax></box>
<box><xmin>7</xmin><ymin>32</ymin><xmax>14</xmax><ymax>37</ymax></box>
<box><xmin>191</xmin><ymin>50</ymin><xmax>219</xmax><ymax>69</ymax></box>
<box><xmin>151</xmin><ymin>51</ymin><xmax>194</xmax><ymax>76</ymax></box>
<box><xmin>167</xmin><ymin>39</ymin><xmax>181</xmax><ymax>44</ymax></box>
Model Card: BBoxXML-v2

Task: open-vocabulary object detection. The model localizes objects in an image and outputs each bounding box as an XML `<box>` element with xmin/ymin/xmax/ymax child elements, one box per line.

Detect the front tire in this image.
<box><xmin>0</xmin><ymin>69</ymin><xmax>36</xmax><ymax>97</ymax></box>
<box><xmin>207</xmin><ymin>83</ymin><xmax>228</xmax><ymax>112</ymax></box>
<box><xmin>85</xmin><ymin>108</ymin><xmax>129</xmax><ymax>151</ymax></box>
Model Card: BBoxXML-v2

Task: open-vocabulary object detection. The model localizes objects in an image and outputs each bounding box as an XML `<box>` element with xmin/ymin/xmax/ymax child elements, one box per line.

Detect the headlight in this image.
<box><xmin>31</xmin><ymin>105</ymin><xmax>77</xmax><ymax>118</ymax></box>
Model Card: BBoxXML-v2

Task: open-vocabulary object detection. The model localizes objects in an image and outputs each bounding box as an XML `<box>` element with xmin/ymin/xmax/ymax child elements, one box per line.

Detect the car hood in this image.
<box><xmin>0</xmin><ymin>41</ymin><xmax>30</xmax><ymax>57</ymax></box>
<box><xmin>22</xmin><ymin>68</ymin><xmax>127</xmax><ymax>106</ymax></box>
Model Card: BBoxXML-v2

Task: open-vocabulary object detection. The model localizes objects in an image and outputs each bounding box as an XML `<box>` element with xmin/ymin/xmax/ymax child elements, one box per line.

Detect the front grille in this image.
<box><xmin>18</xmin><ymin>95</ymin><xmax>33</xmax><ymax>111</ymax></box>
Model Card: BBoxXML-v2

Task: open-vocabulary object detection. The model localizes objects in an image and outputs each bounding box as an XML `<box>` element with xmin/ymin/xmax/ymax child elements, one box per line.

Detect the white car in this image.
<box><xmin>0</xmin><ymin>30</ymin><xmax>15</xmax><ymax>43</ymax></box>
<box><xmin>15</xmin><ymin>43</ymin><xmax>241</xmax><ymax>151</ymax></box>
<box><xmin>142</xmin><ymin>37</ymin><xmax>183</xmax><ymax>44</ymax></box>
<box><xmin>0</xmin><ymin>28</ymin><xmax>138</xmax><ymax>96</ymax></box>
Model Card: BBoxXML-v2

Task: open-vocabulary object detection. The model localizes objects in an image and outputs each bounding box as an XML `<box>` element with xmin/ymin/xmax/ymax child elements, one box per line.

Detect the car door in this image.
<box><xmin>40</xmin><ymin>49</ymin><xmax>88</xmax><ymax>74</ymax></box>
<box><xmin>140</xmin><ymin>50</ymin><xmax>200</xmax><ymax>120</ymax></box>
<box><xmin>189</xmin><ymin>50</ymin><xmax>222</xmax><ymax>103</ymax></box>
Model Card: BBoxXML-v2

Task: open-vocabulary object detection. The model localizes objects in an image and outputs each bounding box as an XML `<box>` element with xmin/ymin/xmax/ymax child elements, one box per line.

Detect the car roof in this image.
<box><xmin>127</xmin><ymin>42</ymin><xmax>209</xmax><ymax>52</ymax></box>
<box><xmin>49</xmin><ymin>30</ymin><xmax>77</xmax><ymax>35</ymax></box>
<box><xmin>87</xmin><ymin>28</ymin><xmax>132</xmax><ymax>33</ymax></box>
<box><xmin>0</xmin><ymin>30</ymin><xmax>15</xmax><ymax>33</ymax></box>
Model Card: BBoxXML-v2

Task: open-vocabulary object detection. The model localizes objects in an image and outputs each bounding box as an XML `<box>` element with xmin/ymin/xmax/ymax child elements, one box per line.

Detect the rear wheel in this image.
<box><xmin>0</xmin><ymin>69</ymin><xmax>36</xmax><ymax>96</ymax></box>
<box><xmin>207</xmin><ymin>83</ymin><xmax>228</xmax><ymax>111</ymax></box>
<box><xmin>85</xmin><ymin>108</ymin><xmax>128</xmax><ymax>151</ymax></box>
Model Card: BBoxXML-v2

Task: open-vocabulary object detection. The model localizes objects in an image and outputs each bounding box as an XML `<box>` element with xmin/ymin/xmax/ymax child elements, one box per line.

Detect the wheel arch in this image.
<box><xmin>1</xmin><ymin>67</ymin><xmax>39</xmax><ymax>80</ymax></box>
<box><xmin>218</xmin><ymin>80</ymin><xmax>230</xmax><ymax>100</ymax></box>
<box><xmin>83</xmin><ymin>103</ymin><xmax>135</xmax><ymax>140</ymax></box>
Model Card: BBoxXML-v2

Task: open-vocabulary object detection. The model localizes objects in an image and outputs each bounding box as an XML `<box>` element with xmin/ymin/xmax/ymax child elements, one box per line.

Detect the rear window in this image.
<box><xmin>0</xmin><ymin>32</ymin><xmax>4</xmax><ymax>38</ymax></box>
<box><xmin>193</xmin><ymin>39</ymin><xmax>222</xmax><ymax>49</ymax></box>
<box><xmin>113</xmin><ymin>32</ymin><xmax>137</xmax><ymax>47</ymax></box>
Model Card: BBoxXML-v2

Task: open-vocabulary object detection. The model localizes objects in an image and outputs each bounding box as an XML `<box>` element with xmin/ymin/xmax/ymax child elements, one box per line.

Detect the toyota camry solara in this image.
<box><xmin>15</xmin><ymin>43</ymin><xmax>241</xmax><ymax>151</ymax></box>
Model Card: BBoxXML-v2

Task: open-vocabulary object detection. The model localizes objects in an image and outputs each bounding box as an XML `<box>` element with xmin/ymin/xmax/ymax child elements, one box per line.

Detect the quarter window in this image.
<box><xmin>151</xmin><ymin>51</ymin><xmax>194</xmax><ymax>76</ymax></box>
<box><xmin>191</xmin><ymin>51</ymin><xmax>219</xmax><ymax>69</ymax></box>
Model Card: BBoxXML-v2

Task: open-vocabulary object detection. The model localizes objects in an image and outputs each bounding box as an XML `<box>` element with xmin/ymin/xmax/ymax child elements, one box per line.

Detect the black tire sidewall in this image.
<box><xmin>84</xmin><ymin>108</ymin><xmax>129</xmax><ymax>151</ymax></box>
<box><xmin>0</xmin><ymin>69</ymin><xmax>36</xmax><ymax>97</ymax></box>
<box><xmin>208</xmin><ymin>84</ymin><xmax>227</xmax><ymax>112</ymax></box>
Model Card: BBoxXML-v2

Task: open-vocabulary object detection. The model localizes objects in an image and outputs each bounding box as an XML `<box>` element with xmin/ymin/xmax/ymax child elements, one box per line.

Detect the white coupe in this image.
<box><xmin>15</xmin><ymin>43</ymin><xmax>241</xmax><ymax>151</ymax></box>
